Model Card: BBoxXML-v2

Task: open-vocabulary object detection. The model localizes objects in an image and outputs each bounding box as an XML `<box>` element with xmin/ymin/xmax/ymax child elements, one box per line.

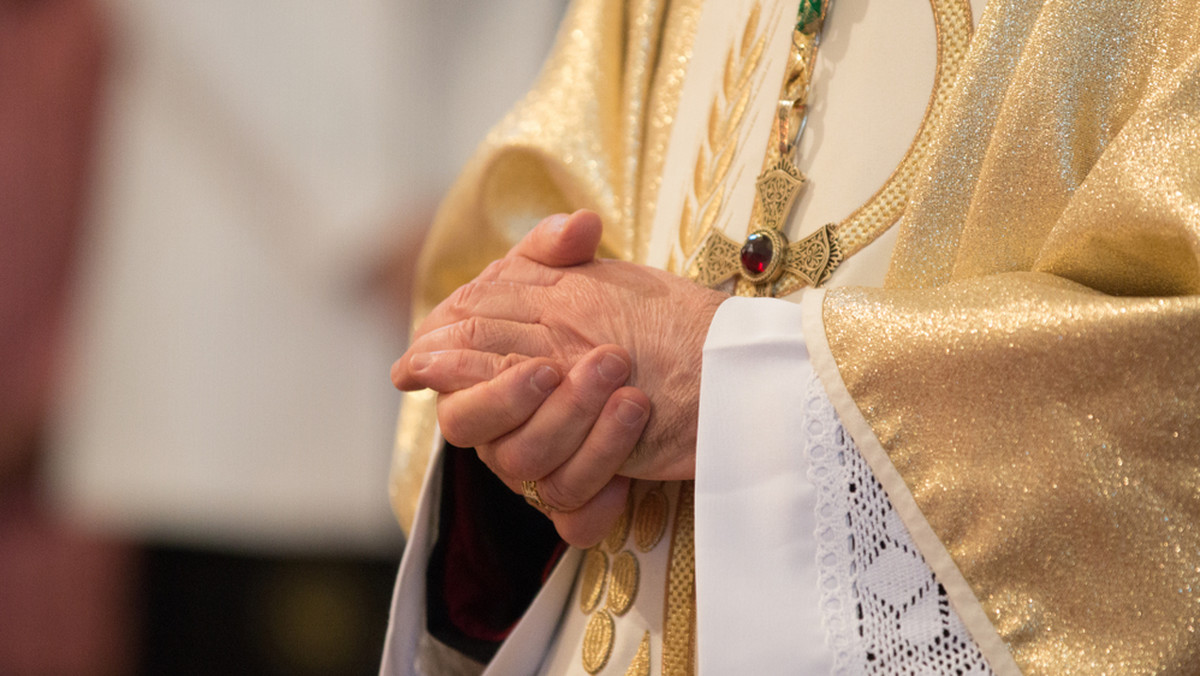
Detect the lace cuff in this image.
<box><xmin>804</xmin><ymin>372</ymin><xmax>994</xmax><ymax>675</ymax></box>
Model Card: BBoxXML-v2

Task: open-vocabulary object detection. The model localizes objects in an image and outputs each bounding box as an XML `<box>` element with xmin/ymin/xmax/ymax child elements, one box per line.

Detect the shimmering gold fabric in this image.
<box><xmin>819</xmin><ymin>0</ymin><xmax>1200</xmax><ymax>672</ymax></box>
<box><xmin>391</xmin><ymin>0</ymin><xmax>704</xmax><ymax>532</ymax></box>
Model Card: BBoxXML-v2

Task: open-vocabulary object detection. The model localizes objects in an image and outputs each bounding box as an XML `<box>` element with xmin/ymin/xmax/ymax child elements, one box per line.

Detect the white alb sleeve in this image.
<box><xmin>693</xmin><ymin>294</ymin><xmax>995</xmax><ymax>676</ymax></box>
<box><xmin>693</xmin><ymin>295</ymin><xmax>832</xmax><ymax>673</ymax></box>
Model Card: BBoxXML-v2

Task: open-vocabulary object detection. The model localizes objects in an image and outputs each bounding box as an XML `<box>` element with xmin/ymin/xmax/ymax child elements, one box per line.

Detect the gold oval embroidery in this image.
<box><xmin>579</xmin><ymin>548</ymin><xmax>609</xmax><ymax>614</ymax></box>
<box><xmin>634</xmin><ymin>488</ymin><xmax>669</xmax><ymax>552</ymax></box>
<box><xmin>582</xmin><ymin>610</ymin><xmax>616</xmax><ymax>674</ymax></box>
<box><xmin>606</xmin><ymin>550</ymin><xmax>640</xmax><ymax>616</ymax></box>
<box><xmin>604</xmin><ymin>488</ymin><xmax>635</xmax><ymax>552</ymax></box>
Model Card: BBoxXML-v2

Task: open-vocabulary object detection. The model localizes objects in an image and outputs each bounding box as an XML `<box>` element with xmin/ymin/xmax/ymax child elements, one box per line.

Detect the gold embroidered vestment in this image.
<box><xmin>394</xmin><ymin>0</ymin><xmax>1200</xmax><ymax>673</ymax></box>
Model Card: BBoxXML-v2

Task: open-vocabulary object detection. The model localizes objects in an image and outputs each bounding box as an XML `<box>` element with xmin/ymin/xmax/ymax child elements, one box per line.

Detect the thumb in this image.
<box><xmin>510</xmin><ymin>209</ymin><xmax>603</xmax><ymax>267</ymax></box>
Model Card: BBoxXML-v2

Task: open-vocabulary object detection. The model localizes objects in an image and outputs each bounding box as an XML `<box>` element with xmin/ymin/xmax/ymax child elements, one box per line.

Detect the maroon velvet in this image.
<box><xmin>427</xmin><ymin>446</ymin><xmax>563</xmax><ymax>663</ymax></box>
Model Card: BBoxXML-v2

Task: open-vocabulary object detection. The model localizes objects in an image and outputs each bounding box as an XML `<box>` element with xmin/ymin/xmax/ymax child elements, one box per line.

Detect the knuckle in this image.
<box><xmin>537</xmin><ymin>476</ymin><xmax>587</xmax><ymax>512</ymax></box>
<box><xmin>456</xmin><ymin>316</ymin><xmax>481</xmax><ymax>347</ymax></box>
<box><xmin>496</xmin><ymin>395</ymin><xmax>532</xmax><ymax>430</ymax></box>
<box><xmin>461</xmin><ymin>316</ymin><xmax>506</xmax><ymax>353</ymax></box>
<box><xmin>561</xmin><ymin>387</ymin><xmax>602</xmax><ymax>422</ymax></box>
<box><xmin>480</xmin><ymin>258</ymin><xmax>505</xmax><ymax>279</ymax></box>
<box><xmin>450</xmin><ymin>350</ymin><xmax>473</xmax><ymax>373</ymax></box>
<box><xmin>437</xmin><ymin>406</ymin><xmax>473</xmax><ymax>447</ymax></box>
<box><xmin>488</xmin><ymin>256</ymin><xmax>519</xmax><ymax>281</ymax></box>
<box><xmin>492</xmin><ymin>445</ymin><xmax>540</xmax><ymax>481</ymax></box>
<box><xmin>445</xmin><ymin>283</ymin><xmax>476</xmax><ymax>317</ymax></box>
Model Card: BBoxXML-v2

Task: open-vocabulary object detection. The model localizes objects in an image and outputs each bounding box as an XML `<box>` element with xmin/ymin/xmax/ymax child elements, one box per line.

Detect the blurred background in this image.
<box><xmin>0</xmin><ymin>0</ymin><xmax>565</xmax><ymax>673</ymax></box>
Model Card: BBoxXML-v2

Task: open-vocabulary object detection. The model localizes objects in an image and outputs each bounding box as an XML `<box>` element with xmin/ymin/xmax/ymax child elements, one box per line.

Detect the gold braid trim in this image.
<box><xmin>771</xmin><ymin>0</ymin><xmax>974</xmax><ymax>296</ymax></box>
<box><xmin>661</xmin><ymin>481</ymin><xmax>696</xmax><ymax>676</ymax></box>
<box><xmin>831</xmin><ymin>0</ymin><xmax>973</xmax><ymax>250</ymax></box>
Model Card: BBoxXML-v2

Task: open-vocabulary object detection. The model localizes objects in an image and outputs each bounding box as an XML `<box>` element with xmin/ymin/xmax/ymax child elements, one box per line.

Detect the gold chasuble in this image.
<box><xmin>393</xmin><ymin>0</ymin><xmax>1200</xmax><ymax>673</ymax></box>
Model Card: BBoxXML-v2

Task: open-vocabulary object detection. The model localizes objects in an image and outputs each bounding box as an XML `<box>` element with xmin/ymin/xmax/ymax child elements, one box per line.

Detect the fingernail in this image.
<box><xmin>597</xmin><ymin>353</ymin><xmax>629</xmax><ymax>382</ymax></box>
<box><xmin>531</xmin><ymin>365</ymin><xmax>561</xmax><ymax>393</ymax></box>
<box><xmin>410</xmin><ymin>353</ymin><xmax>432</xmax><ymax>371</ymax></box>
<box><xmin>545</xmin><ymin>213</ymin><xmax>569</xmax><ymax>233</ymax></box>
<box><xmin>616</xmin><ymin>399</ymin><xmax>647</xmax><ymax>426</ymax></box>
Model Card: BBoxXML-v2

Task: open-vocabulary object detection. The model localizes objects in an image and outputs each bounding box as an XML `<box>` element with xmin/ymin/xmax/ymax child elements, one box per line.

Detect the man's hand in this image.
<box><xmin>393</xmin><ymin>211</ymin><xmax>727</xmax><ymax>545</ymax></box>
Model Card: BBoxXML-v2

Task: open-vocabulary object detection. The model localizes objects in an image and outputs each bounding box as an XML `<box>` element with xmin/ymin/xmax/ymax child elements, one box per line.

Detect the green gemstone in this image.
<box><xmin>796</xmin><ymin>0</ymin><xmax>825</xmax><ymax>35</ymax></box>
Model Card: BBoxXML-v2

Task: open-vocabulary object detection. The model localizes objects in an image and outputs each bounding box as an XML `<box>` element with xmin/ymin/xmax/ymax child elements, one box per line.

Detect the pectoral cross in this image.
<box><xmin>690</xmin><ymin>120</ymin><xmax>841</xmax><ymax>298</ymax></box>
<box><xmin>688</xmin><ymin>8</ymin><xmax>843</xmax><ymax>298</ymax></box>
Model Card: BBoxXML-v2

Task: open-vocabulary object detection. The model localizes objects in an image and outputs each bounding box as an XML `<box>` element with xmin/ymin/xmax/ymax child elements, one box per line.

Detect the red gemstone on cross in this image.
<box><xmin>740</xmin><ymin>232</ymin><xmax>773</xmax><ymax>275</ymax></box>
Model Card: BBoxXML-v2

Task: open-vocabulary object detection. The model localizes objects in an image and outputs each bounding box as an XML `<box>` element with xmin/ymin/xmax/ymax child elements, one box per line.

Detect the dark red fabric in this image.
<box><xmin>427</xmin><ymin>446</ymin><xmax>563</xmax><ymax>663</ymax></box>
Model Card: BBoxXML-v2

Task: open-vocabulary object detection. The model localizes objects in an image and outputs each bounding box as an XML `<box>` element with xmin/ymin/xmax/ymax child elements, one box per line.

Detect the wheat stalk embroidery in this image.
<box><xmin>676</xmin><ymin>2</ymin><xmax>770</xmax><ymax>266</ymax></box>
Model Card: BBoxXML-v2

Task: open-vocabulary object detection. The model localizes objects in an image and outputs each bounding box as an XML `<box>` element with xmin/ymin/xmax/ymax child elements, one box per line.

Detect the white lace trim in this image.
<box><xmin>804</xmin><ymin>374</ymin><xmax>994</xmax><ymax>676</ymax></box>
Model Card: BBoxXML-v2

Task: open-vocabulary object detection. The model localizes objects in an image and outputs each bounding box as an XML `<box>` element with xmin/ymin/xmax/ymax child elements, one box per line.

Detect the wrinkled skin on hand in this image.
<box><xmin>393</xmin><ymin>211</ymin><xmax>728</xmax><ymax>545</ymax></box>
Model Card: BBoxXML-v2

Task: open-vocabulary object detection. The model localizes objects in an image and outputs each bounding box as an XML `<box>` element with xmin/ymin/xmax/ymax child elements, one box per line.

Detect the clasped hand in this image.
<box><xmin>392</xmin><ymin>211</ymin><xmax>727</xmax><ymax>546</ymax></box>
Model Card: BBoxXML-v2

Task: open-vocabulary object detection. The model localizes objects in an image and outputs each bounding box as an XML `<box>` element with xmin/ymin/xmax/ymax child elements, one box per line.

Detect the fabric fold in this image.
<box><xmin>820</xmin><ymin>2</ymin><xmax>1200</xmax><ymax>672</ymax></box>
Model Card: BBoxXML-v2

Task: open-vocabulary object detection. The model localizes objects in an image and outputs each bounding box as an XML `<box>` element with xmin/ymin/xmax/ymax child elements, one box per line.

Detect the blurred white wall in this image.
<box><xmin>48</xmin><ymin>0</ymin><xmax>565</xmax><ymax>554</ymax></box>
